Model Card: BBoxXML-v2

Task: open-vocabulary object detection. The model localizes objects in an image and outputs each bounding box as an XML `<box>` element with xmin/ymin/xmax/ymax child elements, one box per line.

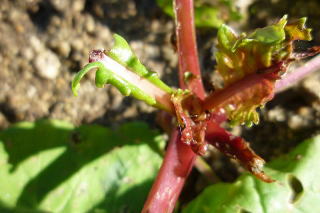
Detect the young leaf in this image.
<box><xmin>183</xmin><ymin>135</ymin><xmax>320</xmax><ymax>213</ymax></box>
<box><xmin>207</xmin><ymin>16</ymin><xmax>315</xmax><ymax>126</ymax></box>
<box><xmin>0</xmin><ymin>120</ymin><xmax>164</xmax><ymax>213</ymax></box>
<box><xmin>72</xmin><ymin>34</ymin><xmax>174</xmax><ymax>113</ymax></box>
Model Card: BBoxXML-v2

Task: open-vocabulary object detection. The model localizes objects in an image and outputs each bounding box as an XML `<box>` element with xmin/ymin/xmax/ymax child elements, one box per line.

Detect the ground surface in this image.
<box><xmin>1</xmin><ymin>0</ymin><xmax>320</xmax><ymax>205</ymax></box>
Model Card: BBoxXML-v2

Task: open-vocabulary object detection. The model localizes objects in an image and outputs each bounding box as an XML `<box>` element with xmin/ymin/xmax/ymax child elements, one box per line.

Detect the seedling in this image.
<box><xmin>72</xmin><ymin>1</ymin><xmax>320</xmax><ymax>212</ymax></box>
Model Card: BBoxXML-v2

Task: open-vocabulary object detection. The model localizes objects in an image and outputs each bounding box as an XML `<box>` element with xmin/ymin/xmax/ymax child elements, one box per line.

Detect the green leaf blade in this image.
<box><xmin>214</xmin><ymin>16</ymin><xmax>314</xmax><ymax>126</ymax></box>
<box><xmin>183</xmin><ymin>135</ymin><xmax>320</xmax><ymax>213</ymax></box>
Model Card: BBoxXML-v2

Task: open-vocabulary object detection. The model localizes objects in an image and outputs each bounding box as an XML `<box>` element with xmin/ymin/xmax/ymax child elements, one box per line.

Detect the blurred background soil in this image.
<box><xmin>1</xmin><ymin>0</ymin><xmax>320</xmax><ymax>200</ymax></box>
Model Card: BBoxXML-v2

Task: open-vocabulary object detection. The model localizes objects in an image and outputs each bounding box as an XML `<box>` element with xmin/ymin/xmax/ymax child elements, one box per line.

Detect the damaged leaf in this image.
<box><xmin>171</xmin><ymin>89</ymin><xmax>208</xmax><ymax>155</ymax></box>
<box><xmin>205</xmin><ymin>120</ymin><xmax>273</xmax><ymax>182</ymax></box>
<box><xmin>183</xmin><ymin>135</ymin><xmax>320</xmax><ymax>213</ymax></box>
<box><xmin>211</xmin><ymin>15</ymin><xmax>314</xmax><ymax>126</ymax></box>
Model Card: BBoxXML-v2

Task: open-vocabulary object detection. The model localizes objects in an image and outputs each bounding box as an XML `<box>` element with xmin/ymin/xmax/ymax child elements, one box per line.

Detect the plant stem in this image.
<box><xmin>174</xmin><ymin>0</ymin><xmax>206</xmax><ymax>99</ymax></box>
<box><xmin>275</xmin><ymin>55</ymin><xmax>320</xmax><ymax>92</ymax></box>
<box><xmin>203</xmin><ymin>72</ymin><xmax>276</xmax><ymax>112</ymax></box>
<box><xmin>142</xmin><ymin>130</ymin><xmax>196</xmax><ymax>212</ymax></box>
<box><xmin>205</xmin><ymin>119</ymin><xmax>273</xmax><ymax>182</ymax></box>
<box><xmin>142</xmin><ymin>0</ymin><xmax>206</xmax><ymax>212</ymax></box>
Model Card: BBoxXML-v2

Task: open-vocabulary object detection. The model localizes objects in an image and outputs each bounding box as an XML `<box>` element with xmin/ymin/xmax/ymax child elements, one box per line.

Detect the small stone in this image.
<box><xmin>50</xmin><ymin>0</ymin><xmax>84</xmax><ymax>13</ymax></box>
<box><xmin>268</xmin><ymin>107</ymin><xmax>286</xmax><ymax>122</ymax></box>
<box><xmin>21</xmin><ymin>48</ymin><xmax>34</xmax><ymax>61</ymax></box>
<box><xmin>34</xmin><ymin>50</ymin><xmax>61</xmax><ymax>79</ymax></box>
<box><xmin>97</xmin><ymin>26</ymin><xmax>113</xmax><ymax>43</ymax></box>
<box><xmin>26</xmin><ymin>86</ymin><xmax>37</xmax><ymax>98</ymax></box>
<box><xmin>302</xmin><ymin>72</ymin><xmax>320</xmax><ymax>100</ymax></box>
<box><xmin>57</xmin><ymin>41</ymin><xmax>71</xmax><ymax>57</ymax></box>
<box><xmin>72</xmin><ymin>0</ymin><xmax>85</xmax><ymax>12</ymax></box>
<box><xmin>298</xmin><ymin>106</ymin><xmax>312</xmax><ymax>117</ymax></box>
<box><xmin>85</xmin><ymin>15</ymin><xmax>95</xmax><ymax>33</ymax></box>
<box><xmin>50</xmin><ymin>0</ymin><xmax>67</xmax><ymax>12</ymax></box>
<box><xmin>71</xmin><ymin>38</ymin><xmax>84</xmax><ymax>51</ymax></box>
<box><xmin>288</xmin><ymin>115</ymin><xmax>303</xmax><ymax>129</ymax></box>
<box><xmin>30</xmin><ymin>35</ymin><xmax>44</xmax><ymax>52</ymax></box>
<box><xmin>51</xmin><ymin>15</ymin><xmax>61</xmax><ymax>26</ymax></box>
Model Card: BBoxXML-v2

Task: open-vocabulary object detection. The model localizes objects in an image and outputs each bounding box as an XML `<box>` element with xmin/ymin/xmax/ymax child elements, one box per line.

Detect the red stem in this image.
<box><xmin>142</xmin><ymin>130</ymin><xmax>196</xmax><ymax>212</ymax></box>
<box><xmin>142</xmin><ymin>0</ymin><xmax>205</xmax><ymax>212</ymax></box>
<box><xmin>205</xmin><ymin>119</ymin><xmax>274</xmax><ymax>182</ymax></box>
<box><xmin>203</xmin><ymin>55</ymin><xmax>320</xmax><ymax>111</ymax></box>
<box><xmin>203</xmin><ymin>72</ymin><xmax>276</xmax><ymax>112</ymax></box>
<box><xmin>175</xmin><ymin>0</ymin><xmax>206</xmax><ymax>99</ymax></box>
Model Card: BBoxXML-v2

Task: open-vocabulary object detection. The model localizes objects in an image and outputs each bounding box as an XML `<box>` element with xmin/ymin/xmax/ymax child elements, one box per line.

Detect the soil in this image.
<box><xmin>1</xmin><ymin>0</ymin><xmax>320</xmax><ymax>209</ymax></box>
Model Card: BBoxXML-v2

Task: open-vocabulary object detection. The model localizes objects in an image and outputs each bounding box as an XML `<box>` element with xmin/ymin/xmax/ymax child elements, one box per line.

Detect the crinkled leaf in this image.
<box><xmin>183</xmin><ymin>135</ymin><xmax>320</xmax><ymax>213</ymax></box>
<box><xmin>156</xmin><ymin>0</ymin><xmax>241</xmax><ymax>28</ymax></box>
<box><xmin>72</xmin><ymin>35</ymin><xmax>173</xmax><ymax>111</ymax></box>
<box><xmin>216</xmin><ymin>16</ymin><xmax>290</xmax><ymax>85</ymax></box>
<box><xmin>0</xmin><ymin>120</ymin><xmax>164</xmax><ymax>213</ymax></box>
<box><xmin>214</xmin><ymin>16</ymin><xmax>313</xmax><ymax>126</ymax></box>
<box><xmin>285</xmin><ymin>17</ymin><xmax>312</xmax><ymax>41</ymax></box>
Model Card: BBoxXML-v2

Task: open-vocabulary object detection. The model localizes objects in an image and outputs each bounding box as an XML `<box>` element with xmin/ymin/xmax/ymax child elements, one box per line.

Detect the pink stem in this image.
<box><xmin>142</xmin><ymin>130</ymin><xmax>196</xmax><ymax>212</ymax></box>
<box><xmin>174</xmin><ymin>0</ymin><xmax>206</xmax><ymax>99</ymax></box>
<box><xmin>275</xmin><ymin>55</ymin><xmax>320</xmax><ymax>92</ymax></box>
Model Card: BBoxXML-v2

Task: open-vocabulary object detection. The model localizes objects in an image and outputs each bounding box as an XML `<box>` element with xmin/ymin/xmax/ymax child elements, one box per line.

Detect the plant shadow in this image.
<box><xmin>87</xmin><ymin>179</ymin><xmax>154</xmax><ymax>213</ymax></box>
<box><xmin>0</xmin><ymin>119</ymin><xmax>162</xmax><ymax>211</ymax></box>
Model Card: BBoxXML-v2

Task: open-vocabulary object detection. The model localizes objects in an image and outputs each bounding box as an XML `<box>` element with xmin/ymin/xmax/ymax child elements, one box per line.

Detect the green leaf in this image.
<box><xmin>193</xmin><ymin>6</ymin><xmax>223</xmax><ymax>28</ymax></box>
<box><xmin>183</xmin><ymin>135</ymin><xmax>320</xmax><ymax>213</ymax></box>
<box><xmin>285</xmin><ymin>17</ymin><xmax>312</xmax><ymax>41</ymax></box>
<box><xmin>72</xmin><ymin>35</ymin><xmax>173</xmax><ymax>112</ymax></box>
<box><xmin>156</xmin><ymin>0</ymin><xmax>241</xmax><ymax>28</ymax></box>
<box><xmin>247</xmin><ymin>15</ymin><xmax>287</xmax><ymax>44</ymax></box>
<box><xmin>108</xmin><ymin>34</ymin><xmax>173</xmax><ymax>94</ymax></box>
<box><xmin>214</xmin><ymin>16</ymin><xmax>313</xmax><ymax>126</ymax></box>
<box><xmin>0</xmin><ymin>120</ymin><xmax>165</xmax><ymax>213</ymax></box>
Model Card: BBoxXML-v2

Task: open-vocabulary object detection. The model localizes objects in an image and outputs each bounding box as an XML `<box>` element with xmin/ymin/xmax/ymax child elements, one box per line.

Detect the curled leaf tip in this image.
<box><xmin>72</xmin><ymin>83</ymin><xmax>79</xmax><ymax>97</ymax></box>
<box><xmin>71</xmin><ymin>62</ymin><xmax>102</xmax><ymax>97</ymax></box>
<box><xmin>71</xmin><ymin>35</ymin><xmax>174</xmax><ymax>113</ymax></box>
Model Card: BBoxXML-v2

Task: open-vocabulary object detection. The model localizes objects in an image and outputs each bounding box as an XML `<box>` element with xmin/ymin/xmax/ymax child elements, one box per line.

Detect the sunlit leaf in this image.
<box><xmin>72</xmin><ymin>35</ymin><xmax>173</xmax><ymax>112</ymax></box>
<box><xmin>213</xmin><ymin>16</ymin><xmax>313</xmax><ymax>126</ymax></box>
<box><xmin>183</xmin><ymin>135</ymin><xmax>320</xmax><ymax>213</ymax></box>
